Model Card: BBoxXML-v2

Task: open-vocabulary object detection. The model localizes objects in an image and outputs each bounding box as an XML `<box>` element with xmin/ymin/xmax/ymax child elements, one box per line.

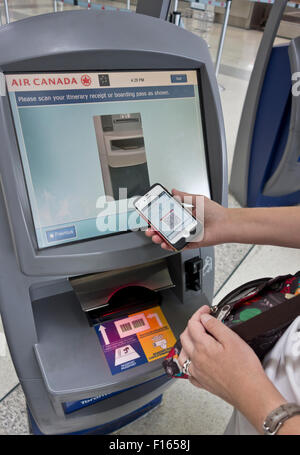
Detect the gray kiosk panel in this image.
<box><xmin>136</xmin><ymin>0</ymin><xmax>171</xmax><ymax>20</ymax></box>
<box><xmin>0</xmin><ymin>11</ymin><xmax>227</xmax><ymax>435</ymax></box>
<box><xmin>262</xmin><ymin>37</ymin><xmax>300</xmax><ymax>197</ymax></box>
<box><xmin>229</xmin><ymin>0</ymin><xmax>288</xmax><ymax>206</ymax></box>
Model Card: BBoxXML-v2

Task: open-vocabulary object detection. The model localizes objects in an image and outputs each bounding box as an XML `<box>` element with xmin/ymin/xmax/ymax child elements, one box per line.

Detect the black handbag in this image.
<box><xmin>163</xmin><ymin>272</ymin><xmax>300</xmax><ymax>378</ymax></box>
<box><xmin>212</xmin><ymin>272</ymin><xmax>300</xmax><ymax>360</ymax></box>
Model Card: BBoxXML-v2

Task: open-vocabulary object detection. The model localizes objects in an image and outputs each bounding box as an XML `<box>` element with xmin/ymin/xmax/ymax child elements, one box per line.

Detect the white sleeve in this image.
<box><xmin>224</xmin><ymin>316</ymin><xmax>300</xmax><ymax>435</ymax></box>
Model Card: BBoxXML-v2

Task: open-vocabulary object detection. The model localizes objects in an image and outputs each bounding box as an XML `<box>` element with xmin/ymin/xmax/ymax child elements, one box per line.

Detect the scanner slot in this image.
<box><xmin>69</xmin><ymin>259</ymin><xmax>174</xmax><ymax>324</ymax></box>
<box><xmin>85</xmin><ymin>286</ymin><xmax>162</xmax><ymax>326</ymax></box>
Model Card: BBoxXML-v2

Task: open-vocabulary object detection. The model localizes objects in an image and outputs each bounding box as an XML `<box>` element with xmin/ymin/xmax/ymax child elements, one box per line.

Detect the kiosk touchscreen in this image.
<box><xmin>0</xmin><ymin>10</ymin><xmax>227</xmax><ymax>435</ymax></box>
<box><xmin>7</xmin><ymin>70</ymin><xmax>210</xmax><ymax>249</ymax></box>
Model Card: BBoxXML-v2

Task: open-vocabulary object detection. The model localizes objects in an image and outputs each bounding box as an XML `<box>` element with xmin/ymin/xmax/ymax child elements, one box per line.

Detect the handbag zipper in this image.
<box><xmin>211</xmin><ymin>304</ymin><xmax>231</xmax><ymax>322</ymax></box>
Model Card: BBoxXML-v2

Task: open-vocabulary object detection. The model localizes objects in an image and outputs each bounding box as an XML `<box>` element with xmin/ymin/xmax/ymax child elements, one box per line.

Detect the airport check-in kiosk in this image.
<box><xmin>0</xmin><ymin>10</ymin><xmax>227</xmax><ymax>435</ymax></box>
<box><xmin>231</xmin><ymin>37</ymin><xmax>300</xmax><ymax>208</ymax></box>
<box><xmin>230</xmin><ymin>0</ymin><xmax>300</xmax><ymax>208</ymax></box>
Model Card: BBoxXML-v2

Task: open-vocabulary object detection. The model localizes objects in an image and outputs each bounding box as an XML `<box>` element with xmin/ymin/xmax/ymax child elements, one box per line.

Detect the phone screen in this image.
<box><xmin>139</xmin><ymin>189</ymin><xmax>197</xmax><ymax>245</ymax></box>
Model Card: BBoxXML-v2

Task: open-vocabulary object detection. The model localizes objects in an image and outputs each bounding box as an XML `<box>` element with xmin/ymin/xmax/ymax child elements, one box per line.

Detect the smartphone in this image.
<box><xmin>134</xmin><ymin>183</ymin><xmax>201</xmax><ymax>251</ymax></box>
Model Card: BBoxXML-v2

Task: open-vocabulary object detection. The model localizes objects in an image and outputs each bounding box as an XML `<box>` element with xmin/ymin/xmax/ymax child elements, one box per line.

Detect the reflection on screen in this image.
<box><xmin>6</xmin><ymin>70</ymin><xmax>210</xmax><ymax>248</ymax></box>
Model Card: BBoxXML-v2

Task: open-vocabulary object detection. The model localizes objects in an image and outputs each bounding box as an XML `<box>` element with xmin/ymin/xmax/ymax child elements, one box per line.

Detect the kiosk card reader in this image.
<box><xmin>0</xmin><ymin>10</ymin><xmax>227</xmax><ymax>434</ymax></box>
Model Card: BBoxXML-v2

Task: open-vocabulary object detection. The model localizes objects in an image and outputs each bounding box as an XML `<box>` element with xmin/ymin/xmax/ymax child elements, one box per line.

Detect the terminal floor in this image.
<box><xmin>0</xmin><ymin>0</ymin><xmax>298</xmax><ymax>435</ymax></box>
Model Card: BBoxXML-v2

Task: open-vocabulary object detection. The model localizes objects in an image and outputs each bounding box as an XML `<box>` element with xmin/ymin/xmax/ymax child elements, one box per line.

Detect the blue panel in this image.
<box><xmin>46</xmin><ymin>226</ymin><xmax>76</xmax><ymax>243</ymax></box>
<box><xmin>15</xmin><ymin>85</ymin><xmax>195</xmax><ymax>106</ymax></box>
<box><xmin>63</xmin><ymin>374</ymin><xmax>167</xmax><ymax>414</ymax></box>
<box><xmin>247</xmin><ymin>44</ymin><xmax>300</xmax><ymax>207</ymax></box>
<box><xmin>170</xmin><ymin>74</ymin><xmax>188</xmax><ymax>83</ymax></box>
<box><xmin>28</xmin><ymin>395</ymin><xmax>163</xmax><ymax>435</ymax></box>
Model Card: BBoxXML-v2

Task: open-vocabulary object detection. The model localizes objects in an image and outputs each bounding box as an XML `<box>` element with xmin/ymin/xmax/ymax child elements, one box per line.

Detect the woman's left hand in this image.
<box><xmin>178</xmin><ymin>306</ymin><xmax>267</xmax><ymax>408</ymax></box>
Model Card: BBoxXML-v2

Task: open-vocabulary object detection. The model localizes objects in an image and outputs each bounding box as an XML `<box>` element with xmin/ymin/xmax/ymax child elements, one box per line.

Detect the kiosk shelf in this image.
<box><xmin>32</xmin><ymin>288</ymin><xmax>199</xmax><ymax>401</ymax></box>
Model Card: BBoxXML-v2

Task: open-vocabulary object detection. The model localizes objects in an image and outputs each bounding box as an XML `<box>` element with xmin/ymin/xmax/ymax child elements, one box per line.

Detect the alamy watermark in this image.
<box><xmin>95</xmin><ymin>188</ymin><xmax>204</xmax><ymax>241</ymax></box>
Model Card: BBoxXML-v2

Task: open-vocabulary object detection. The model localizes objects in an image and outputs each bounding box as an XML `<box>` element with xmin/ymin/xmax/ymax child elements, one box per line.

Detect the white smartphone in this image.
<box><xmin>134</xmin><ymin>183</ymin><xmax>202</xmax><ymax>251</ymax></box>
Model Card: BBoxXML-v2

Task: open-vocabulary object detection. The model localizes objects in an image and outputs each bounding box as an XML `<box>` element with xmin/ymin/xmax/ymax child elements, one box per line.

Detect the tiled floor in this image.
<box><xmin>0</xmin><ymin>0</ymin><xmax>298</xmax><ymax>436</ymax></box>
<box><xmin>0</xmin><ymin>319</ymin><xmax>18</xmax><ymax>401</ymax></box>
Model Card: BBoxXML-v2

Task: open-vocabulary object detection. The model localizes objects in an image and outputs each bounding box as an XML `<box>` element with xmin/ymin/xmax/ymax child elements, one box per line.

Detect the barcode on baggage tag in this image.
<box><xmin>120</xmin><ymin>322</ymin><xmax>132</xmax><ymax>333</ymax></box>
<box><xmin>132</xmin><ymin>319</ymin><xmax>145</xmax><ymax>329</ymax></box>
<box><xmin>120</xmin><ymin>319</ymin><xmax>145</xmax><ymax>333</ymax></box>
<box><xmin>115</xmin><ymin>314</ymin><xmax>150</xmax><ymax>338</ymax></box>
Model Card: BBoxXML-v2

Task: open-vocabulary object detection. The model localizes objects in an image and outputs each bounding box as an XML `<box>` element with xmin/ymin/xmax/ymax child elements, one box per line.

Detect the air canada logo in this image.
<box><xmin>10</xmin><ymin>76</ymin><xmax>79</xmax><ymax>88</ymax></box>
<box><xmin>81</xmin><ymin>74</ymin><xmax>92</xmax><ymax>87</ymax></box>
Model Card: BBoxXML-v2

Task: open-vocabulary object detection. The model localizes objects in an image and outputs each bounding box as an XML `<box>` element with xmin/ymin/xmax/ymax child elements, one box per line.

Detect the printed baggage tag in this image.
<box><xmin>95</xmin><ymin>306</ymin><xmax>176</xmax><ymax>375</ymax></box>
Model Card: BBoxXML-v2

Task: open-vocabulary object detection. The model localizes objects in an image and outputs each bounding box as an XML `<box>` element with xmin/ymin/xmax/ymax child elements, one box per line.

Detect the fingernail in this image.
<box><xmin>201</xmin><ymin>313</ymin><xmax>213</xmax><ymax>324</ymax></box>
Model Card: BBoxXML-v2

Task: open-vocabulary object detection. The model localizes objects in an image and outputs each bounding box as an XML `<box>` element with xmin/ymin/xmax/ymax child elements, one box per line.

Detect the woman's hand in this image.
<box><xmin>145</xmin><ymin>189</ymin><xmax>229</xmax><ymax>251</ymax></box>
<box><xmin>177</xmin><ymin>307</ymin><xmax>291</xmax><ymax>433</ymax></box>
<box><xmin>145</xmin><ymin>188</ymin><xmax>300</xmax><ymax>250</ymax></box>
<box><xmin>178</xmin><ymin>306</ymin><xmax>268</xmax><ymax>408</ymax></box>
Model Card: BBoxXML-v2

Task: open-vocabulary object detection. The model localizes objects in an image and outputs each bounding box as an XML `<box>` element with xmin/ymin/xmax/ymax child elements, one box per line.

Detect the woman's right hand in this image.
<box><xmin>145</xmin><ymin>189</ymin><xmax>230</xmax><ymax>251</ymax></box>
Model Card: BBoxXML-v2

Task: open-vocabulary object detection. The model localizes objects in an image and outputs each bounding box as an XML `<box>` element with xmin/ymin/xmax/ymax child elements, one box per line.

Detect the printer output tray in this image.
<box><xmin>69</xmin><ymin>259</ymin><xmax>174</xmax><ymax>313</ymax></box>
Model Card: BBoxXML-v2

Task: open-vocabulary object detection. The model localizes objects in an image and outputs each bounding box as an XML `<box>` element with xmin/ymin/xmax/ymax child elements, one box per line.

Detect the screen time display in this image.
<box><xmin>6</xmin><ymin>70</ymin><xmax>210</xmax><ymax>248</ymax></box>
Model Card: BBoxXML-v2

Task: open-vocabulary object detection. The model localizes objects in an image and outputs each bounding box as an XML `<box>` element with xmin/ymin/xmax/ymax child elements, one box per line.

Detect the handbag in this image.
<box><xmin>163</xmin><ymin>272</ymin><xmax>300</xmax><ymax>378</ymax></box>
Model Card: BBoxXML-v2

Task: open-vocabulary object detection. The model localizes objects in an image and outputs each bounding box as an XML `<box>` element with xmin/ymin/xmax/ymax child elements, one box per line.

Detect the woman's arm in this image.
<box><xmin>225</xmin><ymin>206</ymin><xmax>300</xmax><ymax>249</ymax></box>
<box><xmin>145</xmin><ymin>190</ymin><xmax>300</xmax><ymax>249</ymax></box>
<box><xmin>145</xmin><ymin>190</ymin><xmax>300</xmax><ymax>433</ymax></box>
<box><xmin>179</xmin><ymin>307</ymin><xmax>300</xmax><ymax>435</ymax></box>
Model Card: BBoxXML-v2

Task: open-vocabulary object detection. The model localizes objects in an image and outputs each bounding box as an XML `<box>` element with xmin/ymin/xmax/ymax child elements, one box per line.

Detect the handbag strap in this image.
<box><xmin>231</xmin><ymin>294</ymin><xmax>300</xmax><ymax>342</ymax></box>
<box><xmin>217</xmin><ymin>277</ymin><xmax>271</xmax><ymax>307</ymax></box>
<box><xmin>218</xmin><ymin>272</ymin><xmax>300</xmax><ymax>308</ymax></box>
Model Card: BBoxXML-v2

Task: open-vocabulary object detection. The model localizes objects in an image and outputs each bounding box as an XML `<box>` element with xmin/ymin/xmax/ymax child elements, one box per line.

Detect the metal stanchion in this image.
<box><xmin>170</xmin><ymin>0</ymin><xmax>181</xmax><ymax>26</ymax></box>
<box><xmin>215</xmin><ymin>0</ymin><xmax>232</xmax><ymax>77</ymax></box>
<box><xmin>4</xmin><ymin>0</ymin><xmax>10</xmax><ymax>24</ymax></box>
<box><xmin>171</xmin><ymin>11</ymin><xmax>181</xmax><ymax>25</ymax></box>
<box><xmin>127</xmin><ymin>0</ymin><xmax>131</xmax><ymax>10</ymax></box>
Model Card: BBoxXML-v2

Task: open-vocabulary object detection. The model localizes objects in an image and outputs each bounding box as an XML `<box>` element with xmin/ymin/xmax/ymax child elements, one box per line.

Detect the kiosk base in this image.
<box><xmin>27</xmin><ymin>395</ymin><xmax>163</xmax><ymax>435</ymax></box>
